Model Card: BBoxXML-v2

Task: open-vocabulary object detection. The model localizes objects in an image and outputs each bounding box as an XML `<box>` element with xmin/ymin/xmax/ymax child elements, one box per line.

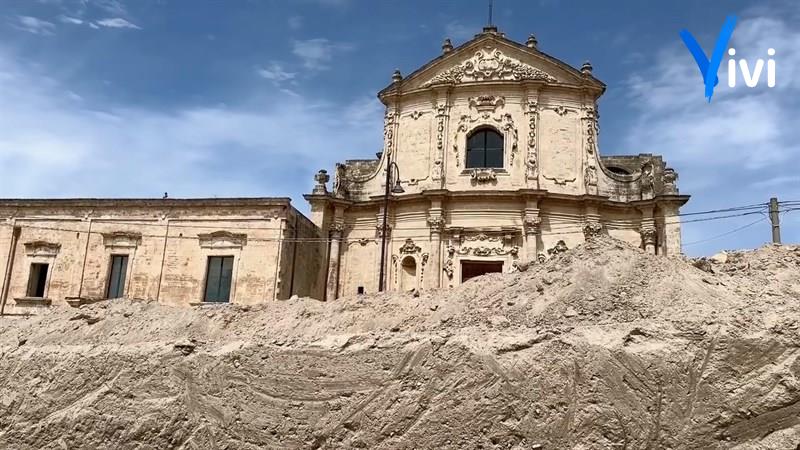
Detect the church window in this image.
<box><xmin>466</xmin><ymin>128</ymin><xmax>504</xmax><ymax>169</ymax></box>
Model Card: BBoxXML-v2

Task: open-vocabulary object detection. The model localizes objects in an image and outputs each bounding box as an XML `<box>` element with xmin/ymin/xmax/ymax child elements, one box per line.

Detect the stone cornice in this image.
<box><xmin>344</xmin><ymin>190</ymin><xmax>690</xmax><ymax>211</ymax></box>
<box><xmin>0</xmin><ymin>198</ymin><xmax>292</xmax><ymax>208</ymax></box>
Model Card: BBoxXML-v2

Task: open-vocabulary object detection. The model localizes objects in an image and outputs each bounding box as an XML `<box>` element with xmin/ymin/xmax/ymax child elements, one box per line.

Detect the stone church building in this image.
<box><xmin>0</xmin><ymin>27</ymin><xmax>688</xmax><ymax>311</ymax></box>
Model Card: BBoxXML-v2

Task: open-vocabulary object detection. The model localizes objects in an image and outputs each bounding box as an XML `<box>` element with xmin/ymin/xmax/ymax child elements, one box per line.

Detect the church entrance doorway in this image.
<box><xmin>460</xmin><ymin>260</ymin><xmax>503</xmax><ymax>283</ymax></box>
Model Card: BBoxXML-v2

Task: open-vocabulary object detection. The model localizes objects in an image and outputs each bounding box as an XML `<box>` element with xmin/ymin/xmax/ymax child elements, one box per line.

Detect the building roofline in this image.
<box><xmin>378</xmin><ymin>29</ymin><xmax>605</xmax><ymax>99</ymax></box>
<box><xmin>0</xmin><ymin>197</ymin><xmax>294</xmax><ymax>208</ymax></box>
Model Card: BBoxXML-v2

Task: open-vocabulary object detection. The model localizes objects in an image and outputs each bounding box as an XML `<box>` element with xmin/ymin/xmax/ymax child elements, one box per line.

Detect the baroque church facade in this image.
<box><xmin>306</xmin><ymin>26</ymin><xmax>688</xmax><ymax>300</ymax></box>
<box><xmin>0</xmin><ymin>27</ymin><xmax>687</xmax><ymax>311</ymax></box>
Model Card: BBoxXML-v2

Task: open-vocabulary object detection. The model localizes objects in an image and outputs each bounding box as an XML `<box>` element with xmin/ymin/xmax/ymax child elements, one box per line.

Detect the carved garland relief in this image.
<box><xmin>422</xmin><ymin>48</ymin><xmax>558</xmax><ymax>87</ymax></box>
<box><xmin>432</xmin><ymin>102</ymin><xmax>448</xmax><ymax>181</ymax></box>
<box><xmin>583</xmin><ymin>105</ymin><xmax>599</xmax><ymax>193</ymax></box>
<box><xmin>525</xmin><ymin>99</ymin><xmax>539</xmax><ymax>181</ymax></box>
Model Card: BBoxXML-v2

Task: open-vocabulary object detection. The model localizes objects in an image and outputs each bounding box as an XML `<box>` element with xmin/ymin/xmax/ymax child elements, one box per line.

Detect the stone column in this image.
<box><xmin>426</xmin><ymin>215</ymin><xmax>444</xmax><ymax>289</ymax></box>
<box><xmin>325</xmin><ymin>221</ymin><xmax>344</xmax><ymax>301</ymax></box>
<box><xmin>639</xmin><ymin>206</ymin><xmax>657</xmax><ymax>254</ymax></box>
<box><xmin>523</xmin><ymin>198</ymin><xmax>541</xmax><ymax>262</ymax></box>
<box><xmin>583</xmin><ymin>202</ymin><xmax>603</xmax><ymax>240</ymax></box>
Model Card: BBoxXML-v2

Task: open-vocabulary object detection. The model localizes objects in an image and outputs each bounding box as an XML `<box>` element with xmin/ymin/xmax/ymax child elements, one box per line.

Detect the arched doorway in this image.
<box><xmin>400</xmin><ymin>256</ymin><xmax>417</xmax><ymax>292</ymax></box>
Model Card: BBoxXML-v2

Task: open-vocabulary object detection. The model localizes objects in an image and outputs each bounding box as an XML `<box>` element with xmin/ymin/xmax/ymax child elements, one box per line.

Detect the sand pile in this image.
<box><xmin>1</xmin><ymin>237</ymin><xmax>799</xmax><ymax>449</ymax></box>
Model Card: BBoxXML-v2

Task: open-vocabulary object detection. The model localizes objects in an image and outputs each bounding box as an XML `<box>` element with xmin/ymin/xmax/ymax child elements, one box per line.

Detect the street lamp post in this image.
<box><xmin>378</xmin><ymin>160</ymin><xmax>404</xmax><ymax>292</ymax></box>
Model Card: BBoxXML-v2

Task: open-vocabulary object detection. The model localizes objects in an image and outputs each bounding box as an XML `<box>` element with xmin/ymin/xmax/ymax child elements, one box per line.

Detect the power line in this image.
<box><xmin>682</xmin><ymin>217</ymin><xmax>767</xmax><ymax>247</ymax></box>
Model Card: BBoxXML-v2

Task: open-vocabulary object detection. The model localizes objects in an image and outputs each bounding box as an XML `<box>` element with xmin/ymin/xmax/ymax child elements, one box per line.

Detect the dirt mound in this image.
<box><xmin>1</xmin><ymin>237</ymin><xmax>799</xmax><ymax>449</ymax></box>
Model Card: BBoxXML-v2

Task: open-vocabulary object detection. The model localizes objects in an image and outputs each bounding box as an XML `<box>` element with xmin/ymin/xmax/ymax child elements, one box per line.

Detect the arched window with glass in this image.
<box><xmin>466</xmin><ymin>127</ymin><xmax>504</xmax><ymax>169</ymax></box>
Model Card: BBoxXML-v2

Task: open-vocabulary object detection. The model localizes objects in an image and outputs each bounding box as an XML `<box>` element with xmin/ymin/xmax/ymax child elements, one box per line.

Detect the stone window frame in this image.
<box><xmin>456</xmin><ymin>123</ymin><xmax>513</xmax><ymax>177</ymax></box>
<box><xmin>465</xmin><ymin>127</ymin><xmax>505</xmax><ymax>169</ymax></box>
<box><xmin>195</xmin><ymin>231</ymin><xmax>247</xmax><ymax>304</ymax></box>
<box><xmin>17</xmin><ymin>240</ymin><xmax>61</xmax><ymax>305</ymax></box>
<box><xmin>101</xmin><ymin>232</ymin><xmax>141</xmax><ymax>299</ymax></box>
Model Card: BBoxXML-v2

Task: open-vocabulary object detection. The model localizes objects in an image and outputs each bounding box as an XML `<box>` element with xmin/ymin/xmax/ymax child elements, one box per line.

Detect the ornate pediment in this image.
<box><xmin>422</xmin><ymin>48</ymin><xmax>557</xmax><ymax>87</ymax></box>
<box><xmin>102</xmin><ymin>231</ymin><xmax>142</xmax><ymax>249</ymax></box>
<box><xmin>24</xmin><ymin>241</ymin><xmax>60</xmax><ymax>257</ymax></box>
<box><xmin>198</xmin><ymin>231</ymin><xmax>247</xmax><ymax>249</ymax></box>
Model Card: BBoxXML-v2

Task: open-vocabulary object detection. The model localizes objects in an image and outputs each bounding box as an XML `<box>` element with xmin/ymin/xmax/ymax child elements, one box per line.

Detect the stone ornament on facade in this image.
<box><xmin>332</xmin><ymin>163</ymin><xmax>348</xmax><ymax>198</ymax></box>
<box><xmin>347</xmin><ymin>238</ymin><xmax>375</xmax><ymax>247</ymax></box>
<box><xmin>375</xmin><ymin>222</ymin><xmax>391</xmax><ymax>238</ymax></box>
<box><xmin>547</xmin><ymin>240</ymin><xmax>569</xmax><ymax>255</ymax></box>
<box><xmin>399</xmin><ymin>238</ymin><xmax>422</xmax><ymax>254</ymax></box>
<box><xmin>464</xmin><ymin>246</ymin><xmax>519</xmax><ymax>257</ymax></box>
<box><xmin>525</xmin><ymin>99</ymin><xmax>539</xmax><ymax>180</ymax></box>
<box><xmin>198</xmin><ymin>231</ymin><xmax>247</xmax><ymax>249</ymax></box>
<box><xmin>427</xmin><ymin>215</ymin><xmax>445</xmax><ymax>232</ymax></box>
<box><xmin>641</xmin><ymin>162</ymin><xmax>655</xmax><ymax>200</ymax></box>
<box><xmin>419</xmin><ymin>252</ymin><xmax>430</xmax><ymax>285</ymax></box>
<box><xmin>433</xmin><ymin>102</ymin><xmax>448</xmax><ymax>181</ymax></box>
<box><xmin>469</xmin><ymin>168</ymin><xmax>498</xmax><ymax>183</ymax></box>
<box><xmin>24</xmin><ymin>241</ymin><xmax>61</xmax><ymax>257</ymax></box>
<box><xmin>584</xmin><ymin>164</ymin><xmax>598</xmax><ymax>188</ymax></box>
<box><xmin>640</xmin><ymin>227</ymin><xmax>657</xmax><ymax>247</ymax></box>
<box><xmin>583</xmin><ymin>105</ymin><xmax>599</xmax><ymax>156</ymax></box>
<box><xmin>465</xmin><ymin>233</ymin><xmax>501</xmax><ymax>242</ymax></box>
<box><xmin>312</xmin><ymin>169</ymin><xmax>330</xmax><ymax>195</ymax></box>
<box><xmin>582</xmin><ymin>222</ymin><xmax>604</xmax><ymax>239</ymax></box>
<box><xmin>329</xmin><ymin>221</ymin><xmax>345</xmax><ymax>235</ymax></box>
<box><xmin>550</xmin><ymin>105</ymin><xmax>575</xmax><ymax>116</ymax></box>
<box><xmin>102</xmin><ymin>231</ymin><xmax>142</xmax><ymax>249</ymax></box>
<box><xmin>409</xmin><ymin>110</ymin><xmax>424</xmax><ymax>120</ymax></box>
<box><xmin>468</xmin><ymin>95</ymin><xmax>505</xmax><ymax>113</ymax></box>
<box><xmin>422</xmin><ymin>48</ymin><xmax>558</xmax><ymax>87</ymax></box>
<box><xmin>443</xmin><ymin>258</ymin><xmax>454</xmax><ymax>279</ymax></box>
<box><xmin>523</xmin><ymin>216</ymin><xmax>542</xmax><ymax>235</ymax></box>
<box><xmin>663</xmin><ymin>168</ymin><xmax>678</xmax><ymax>194</ymax></box>
<box><xmin>383</xmin><ymin>110</ymin><xmax>398</xmax><ymax>157</ymax></box>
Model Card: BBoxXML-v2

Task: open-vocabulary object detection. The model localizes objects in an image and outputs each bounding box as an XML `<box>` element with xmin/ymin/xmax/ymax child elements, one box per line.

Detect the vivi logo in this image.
<box><xmin>680</xmin><ymin>15</ymin><xmax>776</xmax><ymax>102</ymax></box>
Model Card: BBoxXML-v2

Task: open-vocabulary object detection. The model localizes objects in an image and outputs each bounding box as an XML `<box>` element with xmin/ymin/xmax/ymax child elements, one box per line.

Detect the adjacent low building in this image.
<box><xmin>0</xmin><ymin>26</ymin><xmax>689</xmax><ymax>311</ymax></box>
<box><xmin>0</xmin><ymin>198</ymin><xmax>325</xmax><ymax>312</ymax></box>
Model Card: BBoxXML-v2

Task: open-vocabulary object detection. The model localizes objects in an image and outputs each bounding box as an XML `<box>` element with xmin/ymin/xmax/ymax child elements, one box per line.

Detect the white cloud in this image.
<box><xmin>13</xmin><ymin>16</ymin><xmax>56</xmax><ymax>35</ymax></box>
<box><xmin>95</xmin><ymin>18</ymin><xmax>141</xmax><ymax>29</ymax></box>
<box><xmin>257</xmin><ymin>63</ymin><xmax>296</xmax><ymax>83</ymax></box>
<box><xmin>292</xmin><ymin>38</ymin><xmax>353</xmax><ymax>70</ymax></box>
<box><xmin>621</xmin><ymin>9</ymin><xmax>800</xmax><ymax>253</ymax></box>
<box><xmin>92</xmin><ymin>0</ymin><xmax>127</xmax><ymax>16</ymax></box>
<box><xmin>59</xmin><ymin>15</ymin><xmax>84</xmax><ymax>25</ymax></box>
<box><xmin>0</xmin><ymin>46</ymin><xmax>383</xmax><ymax>203</ymax></box>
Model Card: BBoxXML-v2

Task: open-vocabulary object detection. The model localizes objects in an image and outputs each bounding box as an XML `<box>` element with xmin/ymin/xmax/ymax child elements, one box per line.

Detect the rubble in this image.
<box><xmin>0</xmin><ymin>237</ymin><xmax>798</xmax><ymax>449</ymax></box>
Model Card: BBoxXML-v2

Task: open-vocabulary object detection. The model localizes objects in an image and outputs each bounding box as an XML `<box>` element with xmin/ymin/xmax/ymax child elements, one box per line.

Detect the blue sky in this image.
<box><xmin>1</xmin><ymin>0</ymin><xmax>798</xmax><ymax>255</ymax></box>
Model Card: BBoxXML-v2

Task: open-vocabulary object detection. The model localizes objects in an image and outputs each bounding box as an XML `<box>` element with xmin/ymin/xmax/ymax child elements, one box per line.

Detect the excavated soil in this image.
<box><xmin>1</xmin><ymin>237</ymin><xmax>799</xmax><ymax>449</ymax></box>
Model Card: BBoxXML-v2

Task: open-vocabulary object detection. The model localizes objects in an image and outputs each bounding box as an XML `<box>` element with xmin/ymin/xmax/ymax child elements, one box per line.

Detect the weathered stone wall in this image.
<box><xmin>0</xmin><ymin>199</ymin><xmax>322</xmax><ymax>310</ymax></box>
<box><xmin>278</xmin><ymin>208</ymin><xmax>326</xmax><ymax>300</ymax></box>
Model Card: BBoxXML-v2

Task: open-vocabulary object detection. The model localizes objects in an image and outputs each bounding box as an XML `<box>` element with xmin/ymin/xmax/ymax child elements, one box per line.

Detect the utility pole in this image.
<box><xmin>769</xmin><ymin>197</ymin><xmax>781</xmax><ymax>244</ymax></box>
